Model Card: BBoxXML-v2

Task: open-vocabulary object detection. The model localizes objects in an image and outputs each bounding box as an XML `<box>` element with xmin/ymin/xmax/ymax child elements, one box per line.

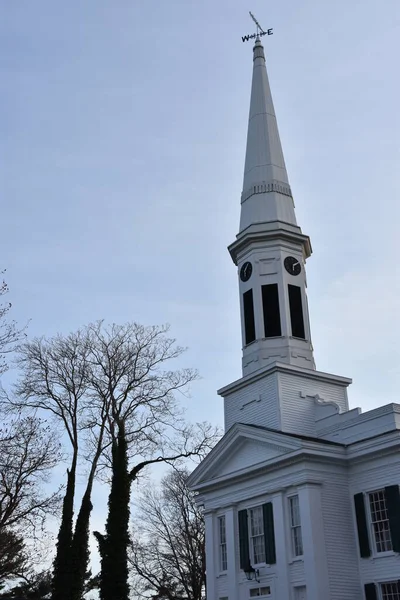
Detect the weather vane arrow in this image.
<box><xmin>242</xmin><ymin>11</ymin><xmax>273</xmax><ymax>42</ymax></box>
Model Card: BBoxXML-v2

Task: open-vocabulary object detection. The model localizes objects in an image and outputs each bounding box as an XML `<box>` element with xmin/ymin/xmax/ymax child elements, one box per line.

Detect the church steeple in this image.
<box><xmin>229</xmin><ymin>39</ymin><xmax>315</xmax><ymax>376</ymax></box>
<box><xmin>240</xmin><ymin>39</ymin><xmax>296</xmax><ymax>232</ymax></box>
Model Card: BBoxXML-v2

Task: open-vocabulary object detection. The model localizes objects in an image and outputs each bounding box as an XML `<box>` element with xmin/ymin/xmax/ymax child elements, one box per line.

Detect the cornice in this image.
<box><xmin>218</xmin><ymin>362</ymin><xmax>352</xmax><ymax>397</ymax></box>
<box><xmin>345</xmin><ymin>430</ymin><xmax>400</xmax><ymax>463</ymax></box>
<box><xmin>320</xmin><ymin>403</ymin><xmax>399</xmax><ymax>437</ymax></box>
<box><xmin>191</xmin><ymin>445</ymin><xmax>347</xmax><ymax>494</ymax></box>
<box><xmin>228</xmin><ymin>223</ymin><xmax>312</xmax><ymax>264</ymax></box>
<box><xmin>202</xmin><ymin>473</ymin><xmax>325</xmax><ymax>511</ymax></box>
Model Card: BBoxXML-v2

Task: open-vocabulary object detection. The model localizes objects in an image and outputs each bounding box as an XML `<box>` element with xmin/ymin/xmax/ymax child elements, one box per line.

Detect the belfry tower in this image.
<box><xmin>232</xmin><ymin>38</ymin><xmax>314</xmax><ymax>378</ymax></box>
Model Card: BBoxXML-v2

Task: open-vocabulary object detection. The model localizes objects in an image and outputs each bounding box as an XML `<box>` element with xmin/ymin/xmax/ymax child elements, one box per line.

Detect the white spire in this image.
<box><xmin>240</xmin><ymin>39</ymin><xmax>297</xmax><ymax>232</ymax></box>
<box><xmin>230</xmin><ymin>38</ymin><xmax>315</xmax><ymax>376</ymax></box>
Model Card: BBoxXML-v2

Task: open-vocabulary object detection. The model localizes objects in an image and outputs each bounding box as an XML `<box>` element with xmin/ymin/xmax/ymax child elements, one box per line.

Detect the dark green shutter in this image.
<box><xmin>262</xmin><ymin>502</ymin><xmax>276</xmax><ymax>564</ymax></box>
<box><xmin>385</xmin><ymin>485</ymin><xmax>400</xmax><ymax>552</ymax></box>
<box><xmin>238</xmin><ymin>510</ymin><xmax>251</xmax><ymax>570</ymax></box>
<box><xmin>354</xmin><ymin>493</ymin><xmax>371</xmax><ymax>558</ymax></box>
<box><xmin>364</xmin><ymin>583</ymin><xmax>377</xmax><ymax>600</ymax></box>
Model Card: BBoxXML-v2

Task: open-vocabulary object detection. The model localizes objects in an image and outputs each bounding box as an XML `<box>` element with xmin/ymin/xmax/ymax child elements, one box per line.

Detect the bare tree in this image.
<box><xmin>0</xmin><ymin>271</ymin><xmax>26</xmax><ymax>376</ymax></box>
<box><xmin>0</xmin><ymin>417</ymin><xmax>61</xmax><ymax>535</ymax></box>
<box><xmin>14</xmin><ymin>329</ymin><xmax>109</xmax><ymax>600</ymax></box>
<box><xmin>13</xmin><ymin>321</ymin><xmax>218</xmax><ymax>600</ymax></box>
<box><xmin>0</xmin><ymin>417</ymin><xmax>61</xmax><ymax>592</ymax></box>
<box><xmin>79</xmin><ymin>322</ymin><xmax>216</xmax><ymax>600</ymax></box>
<box><xmin>129</xmin><ymin>468</ymin><xmax>205</xmax><ymax>600</ymax></box>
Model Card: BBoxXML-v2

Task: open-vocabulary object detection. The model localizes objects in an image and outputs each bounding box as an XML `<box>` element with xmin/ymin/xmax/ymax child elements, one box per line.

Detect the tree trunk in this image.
<box><xmin>69</xmin><ymin>488</ymin><xmax>93</xmax><ymax>600</ymax></box>
<box><xmin>98</xmin><ymin>422</ymin><xmax>130</xmax><ymax>600</ymax></box>
<box><xmin>51</xmin><ymin>453</ymin><xmax>77</xmax><ymax>600</ymax></box>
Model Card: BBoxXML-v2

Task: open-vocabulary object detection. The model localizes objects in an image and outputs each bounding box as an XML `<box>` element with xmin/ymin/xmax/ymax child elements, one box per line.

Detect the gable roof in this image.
<box><xmin>187</xmin><ymin>422</ymin><xmax>345</xmax><ymax>491</ymax></box>
<box><xmin>247</xmin><ymin>423</ymin><xmax>344</xmax><ymax>446</ymax></box>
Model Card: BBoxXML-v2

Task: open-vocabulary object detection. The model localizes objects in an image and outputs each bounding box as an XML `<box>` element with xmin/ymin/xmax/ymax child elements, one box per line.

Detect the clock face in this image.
<box><xmin>284</xmin><ymin>256</ymin><xmax>301</xmax><ymax>276</ymax></box>
<box><xmin>240</xmin><ymin>261</ymin><xmax>253</xmax><ymax>282</ymax></box>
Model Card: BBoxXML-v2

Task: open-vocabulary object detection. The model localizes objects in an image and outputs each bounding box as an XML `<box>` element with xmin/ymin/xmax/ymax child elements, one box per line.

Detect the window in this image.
<box><xmin>261</xmin><ymin>284</ymin><xmax>281</xmax><ymax>337</ymax></box>
<box><xmin>249</xmin><ymin>507</ymin><xmax>266</xmax><ymax>564</ymax></box>
<box><xmin>288</xmin><ymin>285</ymin><xmax>305</xmax><ymax>339</ymax></box>
<box><xmin>289</xmin><ymin>495</ymin><xmax>303</xmax><ymax>557</ymax></box>
<box><xmin>238</xmin><ymin>503</ymin><xmax>276</xmax><ymax>570</ymax></box>
<box><xmin>249</xmin><ymin>587</ymin><xmax>271</xmax><ymax>597</ymax></box>
<box><xmin>243</xmin><ymin>289</ymin><xmax>256</xmax><ymax>344</ymax></box>
<box><xmin>355</xmin><ymin>486</ymin><xmax>400</xmax><ymax>558</ymax></box>
<box><xmin>294</xmin><ymin>587</ymin><xmax>307</xmax><ymax>600</ymax></box>
<box><xmin>218</xmin><ymin>515</ymin><xmax>227</xmax><ymax>572</ymax></box>
<box><xmin>380</xmin><ymin>581</ymin><xmax>400</xmax><ymax>600</ymax></box>
<box><xmin>368</xmin><ymin>490</ymin><xmax>393</xmax><ymax>553</ymax></box>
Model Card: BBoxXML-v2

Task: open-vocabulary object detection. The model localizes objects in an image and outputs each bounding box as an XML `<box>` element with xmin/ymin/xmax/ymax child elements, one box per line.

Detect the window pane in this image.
<box><xmin>381</xmin><ymin>581</ymin><xmax>400</xmax><ymax>600</ymax></box>
<box><xmin>249</xmin><ymin>587</ymin><xmax>271</xmax><ymax>597</ymax></box>
<box><xmin>290</xmin><ymin>496</ymin><xmax>300</xmax><ymax>526</ymax></box>
<box><xmin>250</xmin><ymin>507</ymin><xmax>263</xmax><ymax>535</ymax></box>
<box><xmin>219</xmin><ymin>516</ymin><xmax>226</xmax><ymax>543</ymax></box>
<box><xmin>220</xmin><ymin>544</ymin><xmax>227</xmax><ymax>571</ymax></box>
<box><xmin>249</xmin><ymin>507</ymin><xmax>265</xmax><ymax>564</ymax></box>
<box><xmin>218</xmin><ymin>516</ymin><xmax>227</xmax><ymax>571</ymax></box>
<box><xmin>293</xmin><ymin>527</ymin><xmax>303</xmax><ymax>556</ymax></box>
<box><xmin>252</xmin><ymin>535</ymin><xmax>265</xmax><ymax>564</ymax></box>
<box><xmin>368</xmin><ymin>490</ymin><xmax>393</xmax><ymax>553</ymax></box>
<box><xmin>289</xmin><ymin>495</ymin><xmax>303</xmax><ymax>557</ymax></box>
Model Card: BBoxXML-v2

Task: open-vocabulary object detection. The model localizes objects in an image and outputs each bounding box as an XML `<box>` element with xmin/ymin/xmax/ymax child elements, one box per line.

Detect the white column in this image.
<box><xmin>298</xmin><ymin>484</ymin><xmax>329</xmax><ymax>600</ymax></box>
<box><xmin>272</xmin><ymin>492</ymin><xmax>290</xmax><ymax>599</ymax></box>
<box><xmin>204</xmin><ymin>511</ymin><xmax>217</xmax><ymax>600</ymax></box>
<box><xmin>225</xmin><ymin>507</ymin><xmax>238</xmax><ymax>600</ymax></box>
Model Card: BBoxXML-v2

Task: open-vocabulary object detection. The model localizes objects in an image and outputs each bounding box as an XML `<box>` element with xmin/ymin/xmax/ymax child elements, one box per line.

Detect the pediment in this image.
<box><xmin>216</xmin><ymin>438</ymin><xmax>294</xmax><ymax>478</ymax></box>
<box><xmin>188</xmin><ymin>423</ymin><xmax>302</xmax><ymax>489</ymax></box>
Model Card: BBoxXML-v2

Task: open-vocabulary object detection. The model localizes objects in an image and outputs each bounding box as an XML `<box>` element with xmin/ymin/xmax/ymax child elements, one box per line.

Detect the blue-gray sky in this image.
<box><xmin>1</xmin><ymin>0</ymin><xmax>400</xmax><ymax>532</ymax></box>
<box><xmin>2</xmin><ymin>0</ymin><xmax>400</xmax><ymax>417</ymax></box>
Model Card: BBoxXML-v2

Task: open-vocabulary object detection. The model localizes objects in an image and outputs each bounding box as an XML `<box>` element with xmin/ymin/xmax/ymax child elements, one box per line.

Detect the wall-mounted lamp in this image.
<box><xmin>244</xmin><ymin>565</ymin><xmax>260</xmax><ymax>582</ymax></box>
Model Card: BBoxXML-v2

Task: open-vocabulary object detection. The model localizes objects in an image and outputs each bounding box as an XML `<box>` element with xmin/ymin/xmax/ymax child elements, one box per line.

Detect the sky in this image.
<box><xmin>1</xmin><ymin>0</ymin><xmax>400</xmax><ymax>576</ymax></box>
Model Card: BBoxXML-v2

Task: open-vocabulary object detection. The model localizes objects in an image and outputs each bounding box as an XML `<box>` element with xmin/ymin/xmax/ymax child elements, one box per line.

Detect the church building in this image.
<box><xmin>188</xmin><ymin>37</ymin><xmax>400</xmax><ymax>600</ymax></box>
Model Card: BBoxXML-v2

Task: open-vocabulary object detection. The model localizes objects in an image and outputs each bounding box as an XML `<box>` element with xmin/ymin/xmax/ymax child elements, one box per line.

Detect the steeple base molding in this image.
<box><xmin>218</xmin><ymin>361</ymin><xmax>351</xmax><ymax>437</ymax></box>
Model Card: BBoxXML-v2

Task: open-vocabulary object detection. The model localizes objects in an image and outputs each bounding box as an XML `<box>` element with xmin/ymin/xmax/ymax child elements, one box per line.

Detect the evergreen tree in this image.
<box><xmin>51</xmin><ymin>461</ymin><xmax>76</xmax><ymax>600</ymax></box>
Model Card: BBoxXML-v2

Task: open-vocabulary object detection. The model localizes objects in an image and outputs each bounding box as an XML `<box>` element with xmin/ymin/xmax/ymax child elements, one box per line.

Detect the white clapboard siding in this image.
<box><xmin>289</xmin><ymin>559</ymin><xmax>305</xmax><ymax>585</ymax></box>
<box><xmin>216</xmin><ymin>575</ymin><xmax>228</xmax><ymax>597</ymax></box>
<box><xmin>278</xmin><ymin>372</ymin><xmax>349</xmax><ymax>437</ymax></box>
<box><xmin>320</xmin><ymin>470</ymin><xmax>362</xmax><ymax>599</ymax></box>
<box><xmin>224</xmin><ymin>372</ymin><xmax>279</xmax><ymax>431</ymax></box>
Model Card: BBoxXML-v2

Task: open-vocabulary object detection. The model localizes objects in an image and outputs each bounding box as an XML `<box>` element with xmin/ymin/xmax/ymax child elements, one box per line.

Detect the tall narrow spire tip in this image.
<box><xmin>239</xmin><ymin>28</ymin><xmax>296</xmax><ymax>232</ymax></box>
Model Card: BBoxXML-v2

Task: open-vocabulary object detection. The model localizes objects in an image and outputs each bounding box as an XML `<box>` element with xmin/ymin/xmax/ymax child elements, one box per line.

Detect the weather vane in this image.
<box><xmin>242</xmin><ymin>11</ymin><xmax>273</xmax><ymax>42</ymax></box>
